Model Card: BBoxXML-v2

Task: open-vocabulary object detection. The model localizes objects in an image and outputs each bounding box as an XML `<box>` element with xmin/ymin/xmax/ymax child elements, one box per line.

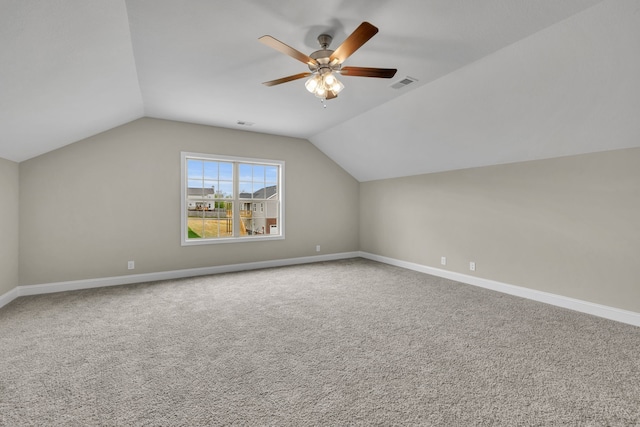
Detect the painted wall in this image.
<box><xmin>0</xmin><ymin>157</ymin><xmax>19</xmax><ymax>296</ymax></box>
<box><xmin>18</xmin><ymin>118</ymin><xmax>359</xmax><ymax>286</ymax></box>
<box><xmin>360</xmin><ymin>148</ymin><xmax>640</xmax><ymax>313</ymax></box>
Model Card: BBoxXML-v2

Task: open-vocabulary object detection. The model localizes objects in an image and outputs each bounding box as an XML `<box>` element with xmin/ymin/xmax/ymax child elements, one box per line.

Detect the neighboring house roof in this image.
<box><xmin>187</xmin><ymin>187</ymin><xmax>215</xmax><ymax>196</ymax></box>
<box><xmin>239</xmin><ymin>185</ymin><xmax>277</xmax><ymax>200</ymax></box>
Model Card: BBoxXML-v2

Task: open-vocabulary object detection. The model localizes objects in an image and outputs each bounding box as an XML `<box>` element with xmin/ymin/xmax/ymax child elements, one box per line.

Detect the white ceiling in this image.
<box><xmin>2</xmin><ymin>0</ymin><xmax>639</xmax><ymax>181</ymax></box>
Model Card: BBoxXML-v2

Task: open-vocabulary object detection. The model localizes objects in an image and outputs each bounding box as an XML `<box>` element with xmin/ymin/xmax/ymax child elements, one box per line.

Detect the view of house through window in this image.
<box><xmin>182</xmin><ymin>153</ymin><xmax>283</xmax><ymax>244</ymax></box>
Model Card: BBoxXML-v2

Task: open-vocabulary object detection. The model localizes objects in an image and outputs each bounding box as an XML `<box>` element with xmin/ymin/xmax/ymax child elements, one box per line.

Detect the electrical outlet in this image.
<box><xmin>469</xmin><ymin>261</ymin><xmax>476</xmax><ymax>271</ymax></box>
<box><xmin>128</xmin><ymin>261</ymin><xmax>135</xmax><ymax>270</ymax></box>
<box><xmin>440</xmin><ymin>256</ymin><xmax>447</xmax><ymax>266</ymax></box>
<box><xmin>316</xmin><ymin>245</ymin><xmax>321</xmax><ymax>252</ymax></box>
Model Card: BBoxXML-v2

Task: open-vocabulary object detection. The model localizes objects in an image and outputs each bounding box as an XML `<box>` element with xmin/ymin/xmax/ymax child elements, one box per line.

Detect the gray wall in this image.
<box><xmin>0</xmin><ymin>157</ymin><xmax>19</xmax><ymax>296</ymax></box>
<box><xmin>18</xmin><ymin>118</ymin><xmax>359</xmax><ymax>285</ymax></box>
<box><xmin>360</xmin><ymin>147</ymin><xmax>640</xmax><ymax>313</ymax></box>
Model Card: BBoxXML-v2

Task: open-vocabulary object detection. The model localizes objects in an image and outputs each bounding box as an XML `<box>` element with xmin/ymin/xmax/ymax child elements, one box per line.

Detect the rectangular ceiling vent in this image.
<box><xmin>390</xmin><ymin>76</ymin><xmax>418</xmax><ymax>89</ymax></box>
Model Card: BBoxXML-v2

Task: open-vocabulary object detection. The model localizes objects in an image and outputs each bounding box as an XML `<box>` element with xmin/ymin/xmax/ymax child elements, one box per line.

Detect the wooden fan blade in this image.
<box><xmin>262</xmin><ymin>72</ymin><xmax>312</xmax><ymax>87</ymax></box>
<box><xmin>329</xmin><ymin>22</ymin><xmax>379</xmax><ymax>64</ymax></box>
<box><xmin>259</xmin><ymin>35</ymin><xmax>317</xmax><ymax>66</ymax></box>
<box><xmin>340</xmin><ymin>66</ymin><xmax>397</xmax><ymax>78</ymax></box>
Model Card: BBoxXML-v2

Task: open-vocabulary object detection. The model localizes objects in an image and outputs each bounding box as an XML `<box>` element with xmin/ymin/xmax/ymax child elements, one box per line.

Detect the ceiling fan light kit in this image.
<box><xmin>259</xmin><ymin>22</ymin><xmax>397</xmax><ymax>102</ymax></box>
<box><xmin>304</xmin><ymin>71</ymin><xmax>344</xmax><ymax>99</ymax></box>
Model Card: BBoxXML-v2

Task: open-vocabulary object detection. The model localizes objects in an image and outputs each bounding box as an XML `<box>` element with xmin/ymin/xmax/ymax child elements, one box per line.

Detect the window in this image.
<box><xmin>181</xmin><ymin>152</ymin><xmax>284</xmax><ymax>245</ymax></box>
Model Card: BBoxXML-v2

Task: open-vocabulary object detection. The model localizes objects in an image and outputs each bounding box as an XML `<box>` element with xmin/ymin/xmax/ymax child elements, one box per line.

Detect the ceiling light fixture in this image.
<box><xmin>304</xmin><ymin>71</ymin><xmax>344</xmax><ymax>99</ymax></box>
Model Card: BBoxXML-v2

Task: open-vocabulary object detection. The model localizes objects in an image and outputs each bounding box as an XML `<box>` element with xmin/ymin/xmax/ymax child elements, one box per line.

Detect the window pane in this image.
<box><xmin>217</xmin><ymin>181</ymin><xmax>233</xmax><ymax>198</ymax></box>
<box><xmin>187</xmin><ymin>205</ymin><xmax>205</xmax><ymax>217</ymax></box>
<box><xmin>218</xmin><ymin>202</ymin><xmax>233</xmax><ymax>237</ymax></box>
<box><xmin>219</xmin><ymin>162</ymin><xmax>233</xmax><ymax>181</ymax></box>
<box><xmin>239</xmin><ymin>216</ymin><xmax>248</xmax><ymax>236</ymax></box>
<box><xmin>220</xmin><ymin>217</ymin><xmax>233</xmax><ymax>237</ymax></box>
<box><xmin>248</xmin><ymin>216</ymin><xmax>266</xmax><ymax>236</ymax></box>
<box><xmin>203</xmin><ymin>161</ymin><xmax>218</xmax><ymax>180</ymax></box>
<box><xmin>266</xmin><ymin>201</ymin><xmax>279</xmax><ymax>236</ymax></box>
<box><xmin>223</xmin><ymin>201</ymin><xmax>233</xmax><ymax>219</ymax></box>
<box><xmin>202</xmin><ymin>180</ymin><xmax>216</xmax><ymax>198</ymax></box>
<box><xmin>253</xmin><ymin>165</ymin><xmax>266</xmax><ymax>196</ymax></box>
<box><xmin>188</xmin><ymin>179</ymin><xmax>203</xmax><ymax>189</ymax></box>
<box><xmin>203</xmin><ymin>201</ymin><xmax>230</xmax><ymax>237</ymax></box>
<box><xmin>242</xmin><ymin>218</ymin><xmax>255</xmax><ymax>236</ymax></box>
<box><xmin>201</xmin><ymin>219</ymin><xmax>220</xmax><ymax>238</ymax></box>
<box><xmin>187</xmin><ymin>206</ymin><xmax>204</xmax><ymax>239</ymax></box>
<box><xmin>240</xmin><ymin>202</ymin><xmax>251</xmax><ymax>221</ymax></box>
<box><xmin>251</xmin><ymin>183</ymin><xmax>262</xmax><ymax>198</ymax></box>
<box><xmin>253</xmin><ymin>165</ymin><xmax>265</xmax><ymax>181</ymax></box>
<box><xmin>187</xmin><ymin>186</ymin><xmax>205</xmax><ymax>202</ymax></box>
<box><xmin>239</xmin><ymin>182</ymin><xmax>252</xmax><ymax>199</ymax></box>
<box><xmin>266</xmin><ymin>200</ymin><xmax>278</xmax><ymax>217</ymax></box>
<box><xmin>265</xmin><ymin>166</ymin><xmax>278</xmax><ymax>185</ymax></box>
<box><xmin>267</xmin><ymin>184</ymin><xmax>278</xmax><ymax>199</ymax></box>
<box><xmin>256</xmin><ymin>182</ymin><xmax>267</xmax><ymax>197</ymax></box>
<box><xmin>211</xmin><ymin>199</ymin><xmax>226</xmax><ymax>211</ymax></box>
<box><xmin>187</xmin><ymin>160</ymin><xmax>203</xmax><ymax>179</ymax></box>
<box><xmin>239</xmin><ymin>164</ymin><xmax>252</xmax><ymax>182</ymax></box>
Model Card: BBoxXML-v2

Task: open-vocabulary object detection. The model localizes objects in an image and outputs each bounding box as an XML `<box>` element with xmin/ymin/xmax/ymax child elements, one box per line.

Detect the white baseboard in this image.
<box><xmin>0</xmin><ymin>286</ymin><xmax>19</xmax><ymax>310</ymax></box>
<box><xmin>358</xmin><ymin>251</ymin><xmax>640</xmax><ymax>328</ymax></box>
<box><xmin>0</xmin><ymin>252</ymin><xmax>360</xmax><ymax>309</ymax></box>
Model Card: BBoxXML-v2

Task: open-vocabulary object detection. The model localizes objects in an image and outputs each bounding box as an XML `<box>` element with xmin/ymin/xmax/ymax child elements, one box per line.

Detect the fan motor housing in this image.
<box><xmin>308</xmin><ymin>34</ymin><xmax>340</xmax><ymax>74</ymax></box>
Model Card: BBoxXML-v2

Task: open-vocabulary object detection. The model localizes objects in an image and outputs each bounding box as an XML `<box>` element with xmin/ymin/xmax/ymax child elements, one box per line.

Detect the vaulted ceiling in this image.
<box><xmin>2</xmin><ymin>0</ymin><xmax>638</xmax><ymax>181</ymax></box>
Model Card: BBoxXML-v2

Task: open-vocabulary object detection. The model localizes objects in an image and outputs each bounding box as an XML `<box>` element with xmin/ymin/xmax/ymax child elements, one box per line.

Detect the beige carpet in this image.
<box><xmin>1</xmin><ymin>258</ymin><xmax>639</xmax><ymax>426</ymax></box>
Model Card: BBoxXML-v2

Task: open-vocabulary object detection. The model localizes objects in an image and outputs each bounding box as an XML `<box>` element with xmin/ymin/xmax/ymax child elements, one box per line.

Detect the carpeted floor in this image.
<box><xmin>1</xmin><ymin>258</ymin><xmax>639</xmax><ymax>426</ymax></box>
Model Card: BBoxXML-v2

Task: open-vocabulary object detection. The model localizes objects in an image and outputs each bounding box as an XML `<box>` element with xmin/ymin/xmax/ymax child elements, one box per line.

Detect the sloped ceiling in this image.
<box><xmin>2</xmin><ymin>0</ymin><xmax>638</xmax><ymax>181</ymax></box>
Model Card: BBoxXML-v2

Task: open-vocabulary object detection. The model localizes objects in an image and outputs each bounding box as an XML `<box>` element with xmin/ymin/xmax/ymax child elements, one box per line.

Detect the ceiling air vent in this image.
<box><xmin>390</xmin><ymin>76</ymin><xmax>418</xmax><ymax>89</ymax></box>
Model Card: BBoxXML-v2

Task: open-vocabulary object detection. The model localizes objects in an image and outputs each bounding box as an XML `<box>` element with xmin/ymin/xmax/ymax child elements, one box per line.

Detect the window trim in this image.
<box><xmin>181</xmin><ymin>152</ymin><xmax>285</xmax><ymax>246</ymax></box>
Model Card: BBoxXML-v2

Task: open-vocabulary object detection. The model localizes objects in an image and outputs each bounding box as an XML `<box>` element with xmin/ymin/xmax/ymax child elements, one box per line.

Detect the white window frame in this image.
<box><xmin>181</xmin><ymin>152</ymin><xmax>285</xmax><ymax>245</ymax></box>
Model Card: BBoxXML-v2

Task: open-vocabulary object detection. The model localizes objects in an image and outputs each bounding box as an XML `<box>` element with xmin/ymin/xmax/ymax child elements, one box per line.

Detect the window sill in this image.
<box><xmin>181</xmin><ymin>234</ymin><xmax>285</xmax><ymax>246</ymax></box>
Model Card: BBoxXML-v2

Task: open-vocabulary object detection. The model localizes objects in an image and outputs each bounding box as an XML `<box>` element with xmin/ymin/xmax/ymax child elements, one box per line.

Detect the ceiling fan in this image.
<box><xmin>259</xmin><ymin>22</ymin><xmax>397</xmax><ymax>100</ymax></box>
